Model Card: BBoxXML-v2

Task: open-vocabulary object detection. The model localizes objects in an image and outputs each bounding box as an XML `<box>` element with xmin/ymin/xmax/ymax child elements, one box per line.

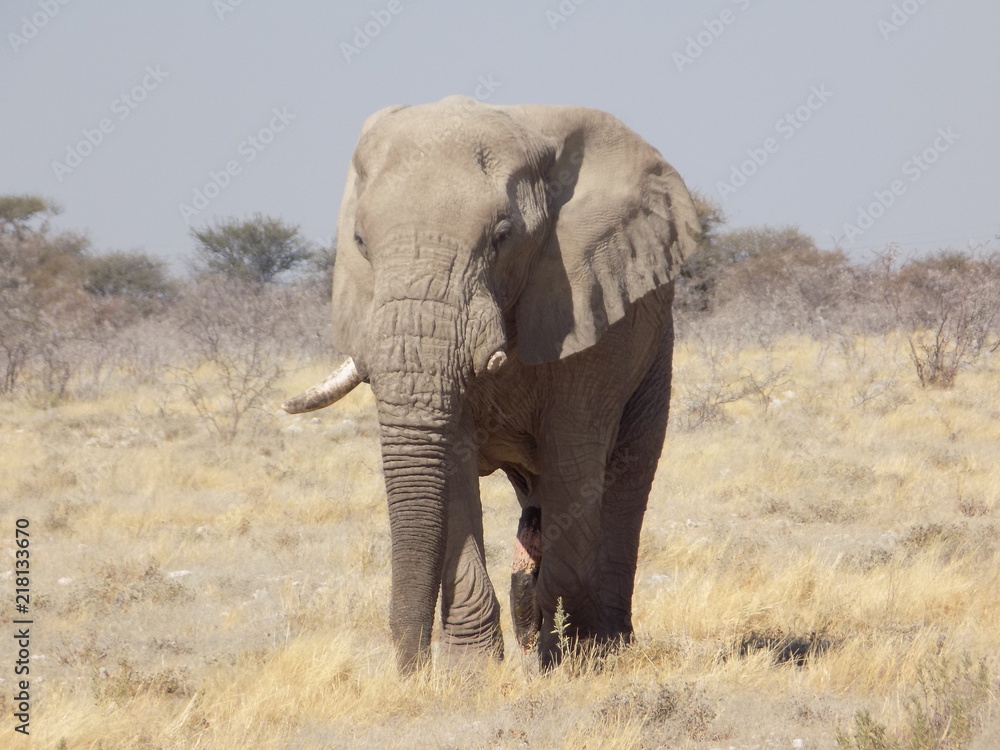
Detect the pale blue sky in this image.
<box><xmin>3</xmin><ymin>1</ymin><xmax>998</xmax><ymax>271</ymax></box>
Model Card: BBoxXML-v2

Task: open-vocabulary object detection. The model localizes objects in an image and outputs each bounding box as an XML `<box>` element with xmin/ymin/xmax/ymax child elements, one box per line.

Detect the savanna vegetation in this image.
<box><xmin>1</xmin><ymin>193</ymin><xmax>998</xmax><ymax>748</ymax></box>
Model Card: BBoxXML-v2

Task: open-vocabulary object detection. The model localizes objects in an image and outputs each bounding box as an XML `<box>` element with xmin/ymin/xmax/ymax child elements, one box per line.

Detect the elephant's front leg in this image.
<box><xmin>438</xmin><ymin>437</ymin><xmax>503</xmax><ymax>664</ymax></box>
<box><xmin>532</xmin><ymin>452</ymin><xmax>609</xmax><ymax>668</ymax></box>
<box><xmin>599</xmin><ymin>329</ymin><xmax>673</xmax><ymax>642</ymax></box>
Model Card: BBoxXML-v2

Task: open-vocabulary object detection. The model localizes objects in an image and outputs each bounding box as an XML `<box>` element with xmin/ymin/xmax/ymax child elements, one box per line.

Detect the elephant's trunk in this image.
<box><xmin>368</xmin><ymin>295</ymin><xmax>470</xmax><ymax>672</ymax></box>
<box><xmin>378</xmin><ymin>415</ymin><xmax>453</xmax><ymax>671</ymax></box>
<box><xmin>366</xmin><ymin>234</ymin><xmax>507</xmax><ymax>670</ymax></box>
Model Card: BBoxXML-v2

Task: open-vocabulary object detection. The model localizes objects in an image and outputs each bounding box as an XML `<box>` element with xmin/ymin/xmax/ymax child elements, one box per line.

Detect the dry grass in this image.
<box><xmin>2</xmin><ymin>336</ymin><xmax>999</xmax><ymax>749</ymax></box>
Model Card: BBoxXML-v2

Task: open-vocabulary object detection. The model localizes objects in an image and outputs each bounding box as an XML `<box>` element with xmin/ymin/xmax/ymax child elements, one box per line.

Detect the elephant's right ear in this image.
<box><xmin>330</xmin><ymin>105</ymin><xmax>407</xmax><ymax>359</ymax></box>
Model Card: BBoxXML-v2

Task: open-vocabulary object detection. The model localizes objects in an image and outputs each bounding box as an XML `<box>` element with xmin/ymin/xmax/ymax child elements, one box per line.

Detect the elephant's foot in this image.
<box><xmin>440</xmin><ymin>592</ymin><xmax>504</xmax><ymax>669</ymax></box>
<box><xmin>510</xmin><ymin>506</ymin><xmax>542</xmax><ymax>650</ymax></box>
<box><xmin>439</xmin><ymin>622</ymin><xmax>504</xmax><ymax>670</ymax></box>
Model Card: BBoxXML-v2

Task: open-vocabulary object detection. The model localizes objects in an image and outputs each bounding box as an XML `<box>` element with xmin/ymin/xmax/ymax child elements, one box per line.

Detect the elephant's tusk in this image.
<box><xmin>486</xmin><ymin>350</ymin><xmax>507</xmax><ymax>374</ymax></box>
<box><xmin>282</xmin><ymin>357</ymin><xmax>362</xmax><ymax>413</ymax></box>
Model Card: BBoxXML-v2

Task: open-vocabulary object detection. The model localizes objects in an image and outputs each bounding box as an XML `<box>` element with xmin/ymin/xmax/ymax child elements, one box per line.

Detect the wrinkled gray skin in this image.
<box><xmin>285</xmin><ymin>97</ymin><xmax>701</xmax><ymax>672</ymax></box>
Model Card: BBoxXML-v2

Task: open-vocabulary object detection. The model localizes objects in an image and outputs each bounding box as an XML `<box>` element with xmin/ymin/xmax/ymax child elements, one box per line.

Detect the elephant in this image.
<box><xmin>283</xmin><ymin>96</ymin><xmax>701</xmax><ymax>672</ymax></box>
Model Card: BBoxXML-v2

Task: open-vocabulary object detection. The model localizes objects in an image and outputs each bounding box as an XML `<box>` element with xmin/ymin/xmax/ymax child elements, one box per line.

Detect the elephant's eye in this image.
<box><xmin>354</xmin><ymin>232</ymin><xmax>369</xmax><ymax>259</ymax></box>
<box><xmin>491</xmin><ymin>220</ymin><xmax>512</xmax><ymax>250</ymax></box>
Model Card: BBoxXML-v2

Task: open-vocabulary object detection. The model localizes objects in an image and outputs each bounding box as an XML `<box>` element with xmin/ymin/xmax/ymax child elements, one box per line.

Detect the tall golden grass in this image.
<box><xmin>2</xmin><ymin>334</ymin><xmax>998</xmax><ymax>748</ymax></box>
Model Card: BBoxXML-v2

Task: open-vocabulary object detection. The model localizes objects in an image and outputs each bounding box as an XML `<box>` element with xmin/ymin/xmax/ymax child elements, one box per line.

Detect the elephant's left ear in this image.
<box><xmin>509</xmin><ymin>106</ymin><xmax>702</xmax><ymax>364</ymax></box>
<box><xmin>330</xmin><ymin>104</ymin><xmax>408</xmax><ymax>361</ymax></box>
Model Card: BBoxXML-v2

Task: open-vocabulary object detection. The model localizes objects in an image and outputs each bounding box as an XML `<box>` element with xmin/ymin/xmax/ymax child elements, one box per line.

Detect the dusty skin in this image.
<box><xmin>312</xmin><ymin>98</ymin><xmax>702</xmax><ymax>671</ymax></box>
<box><xmin>2</xmin><ymin>334</ymin><xmax>998</xmax><ymax>749</ymax></box>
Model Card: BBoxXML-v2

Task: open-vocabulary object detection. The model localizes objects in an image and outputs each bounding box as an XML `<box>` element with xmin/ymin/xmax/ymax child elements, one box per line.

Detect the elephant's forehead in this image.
<box><xmin>360</xmin><ymin>162</ymin><xmax>501</xmax><ymax>236</ymax></box>
<box><xmin>358</xmin><ymin>136</ymin><xmax>511</xmax><ymax>217</ymax></box>
<box><xmin>361</xmin><ymin>105</ymin><xmax>527</xmax><ymax>173</ymax></box>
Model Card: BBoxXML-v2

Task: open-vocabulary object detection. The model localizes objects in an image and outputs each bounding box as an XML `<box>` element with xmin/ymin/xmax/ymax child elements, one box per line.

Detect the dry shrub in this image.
<box><xmin>93</xmin><ymin>658</ymin><xmax>193</xmax><ymax>704</ymax></box>
<box><xmin>0</xmin><ymin>223</ymin><xmax>330</xmax><ymax>406</ymax></box>
<box><xmin>873</xmin><ymin>247</ymin><xmax>1000</xmax><ymax>388</ymax></box>
<box><xmin>77</xmin><ymin>559</ymin><xmax>191</xmax><ymax>612</ymax></box>
<box><xmin>676</xmin><ymin>225</ymin><xmax>858</xmax><ymax>343</ymax></box>
<box><xmin>678</xmin><ymin>237</ymin><xmax>999</xmax><ymax>391</ymax></box>
<box><xmin>168</xmin><ymin>279</ymin><xmax>287</xmax><ymax>442</ymax></box>
<box><xmin>837</xmin><ymin>653</ymin><xmax>993</xmax><ymax>750</ymax></box>
<box><xmin>674</xmin><ymin>333</ymin><xmax>792</xmax><ymax>430</ymax></box>
<box><xmin>167</xmin><ymin>277</ymin><xmax>330</xmax><ymax>441</ymax></box>
<box><xmin>597</xmin><ymin>681</ymin><xmax>717</xmax><ymax>742</ymax></box>
<box><xmin>0</xmin><ymin>233</ymin><xmax>174</xmax><ymax>400</ymax></box>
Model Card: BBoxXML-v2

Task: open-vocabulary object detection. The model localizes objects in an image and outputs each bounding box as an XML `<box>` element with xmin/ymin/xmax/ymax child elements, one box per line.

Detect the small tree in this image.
<box><xmin>676</xmin><ymin>192</ymin><xmax>728</xmax><ymax>313</ymax></box>
<box><xmin>677</xmin><ymin>222</ymin><xmax>849</xmax><ymax>326</ymax></box>
<box><xmin>307</xmin><ymin>239</ymin><xmax>336</xmax><ymax>298</ymax></box>
<box><xmin>690</xmin><ymin>190</ymin><xmax>727</xmax><ymax>248</ymax></box>
<box><xmin>0</xmin><ymin>194</ymin><xmax>60</xmax><ymax>239</ymax></box>
<box><xmin>0</xmin><ymin>220</ymin><xmax>90</xmax><ymax>398</ymax></box>
<box><xmin>83</xmin><ymin>250</ymin><xmax>175</xmax><ymax>302</ymax></box>
<box><xmin>190</xmin><ymin>214</ymin><xmax>313</xmax><ymax>285</ymax></box>
<box><xmin>899</xmin><ymin>249</ymin><xmax>1000</xmax><ymax>388</ymax></box>
<box><xmin>310</xmin><ymin>239</ymin><xmax>336</xmax><ymax>277</ymax></box>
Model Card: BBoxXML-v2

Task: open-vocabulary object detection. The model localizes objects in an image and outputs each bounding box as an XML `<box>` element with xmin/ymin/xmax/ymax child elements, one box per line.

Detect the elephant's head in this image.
<box><xmin>285</xmin><ymin>97</ymin><xmax>700</xmax><ymax>670</ymax></box>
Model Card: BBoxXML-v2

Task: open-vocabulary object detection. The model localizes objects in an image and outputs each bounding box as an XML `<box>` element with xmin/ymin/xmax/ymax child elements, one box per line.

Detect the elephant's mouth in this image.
<box><xmin>282</xmin><ymin>340</ymin><xmax>508</xmax><ymax>417</ymax></box>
